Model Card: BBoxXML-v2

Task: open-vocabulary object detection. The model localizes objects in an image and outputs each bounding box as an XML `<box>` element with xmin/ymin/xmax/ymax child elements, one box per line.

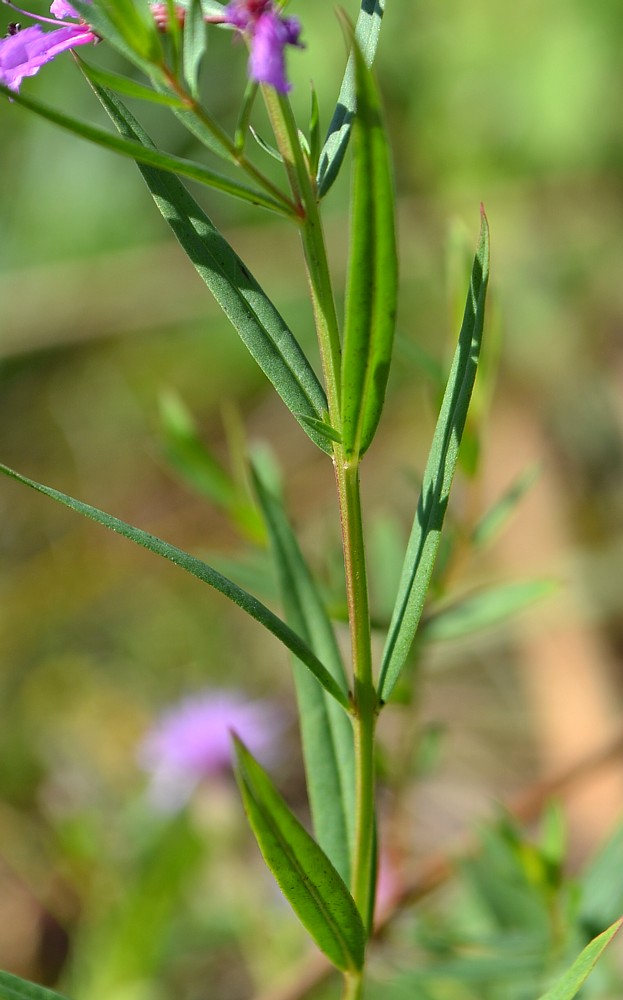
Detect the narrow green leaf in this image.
<box><xmin>471</xmin><ymin>464</ymin><xmax>540</xmax><ymax>548</ymax></box>
<box><xmin>77</xmin><ymin>61</ymin><xmax>186</xmax><ymax>108</ymax></box>
<box><xmin>0</xmin><ymin>970</ymin><xmax>70</xmax><ymax>1000</ymax></box>
<box><xmin>252</xmin><ymin>459</ymin><xmax>355</xmax><ymax>884</ymax></box>
<box><xmin>378</xmin><ymin>211</ymin><xmax>490</xmax><ymax>703</ymax></box>
<box><xmin>0</xmin><ymin>84</ymin><xmax>285</xmax><ymax>215</ymax></box>
<box><xmin>340</xmin><ymin>28</ymin><xmax>397</xmax><ymax>459</ymax></box>
<box><xmin>88</xmin><ymin>84</ymin><xmax>333</xmax><ymax>454</ymax></box>
<box><xmin>308</xmin><ymin>84</ymin><xmax>321</xmax><ymax>177</ymax></box>
<box><xmin>297</xmin><ymin>415</ymin><xmax>342</xmax><ymax>445</ymax></box>
<box><xmin>421</xmin><ymin>579</ymin><xmax>556</xmax><ymax>644</ymax></box>
<box><xmin>317</xmin><ymin>0</ymin><xmax>386</xmax><ymax>197</ymax></box>
<box><xmin>537</xmin><ymin>919</ymin><xmax>623</xmax><ymax>1000</ymax></box>
<box><xmin>0</xmin><ymin>463</ymin><xmax>349</xmax><ymax>711</ymax></box>
<box><xmin>249</xmin><ymin>127</ymin><xmax>283</xmax><ymax>162</ymax></box>
<box><xmin>73</xmin><ymin>0</ymin><xmax>162</xmax><ymax>68</ymax></box>
<box><xmin>182</xmin><ymin>0</ymin><xmax>207</xmax><ymax>98</ymax></box>
<box><xmin>233</xmin><ymin>738</ymin><xmax>365</xmax><ymax>972</ymax></box>
<box><xmin>234</xmin><ymin>79</ymin><xmax>260</xmax><ymax>153</ymax></box>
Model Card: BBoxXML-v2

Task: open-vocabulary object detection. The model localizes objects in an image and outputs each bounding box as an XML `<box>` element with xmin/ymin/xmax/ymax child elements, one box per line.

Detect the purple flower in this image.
<box><xmin>138</xmin><ymin>688</ymin><xmax>282</xmax><ymax>812</ymax></box>
<box><xmin>222</xmin><ymin>0</ymin><xmax>302</xmax><ymax>93</ymax></box>
<box><xmin>0</xmin><ymin>0</ymin><xmax>97</xmax><ymax>92</ymax></box>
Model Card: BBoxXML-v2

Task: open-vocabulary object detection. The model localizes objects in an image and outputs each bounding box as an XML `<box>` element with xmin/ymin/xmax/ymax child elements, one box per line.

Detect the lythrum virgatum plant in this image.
<box><xmin>0</xmin><ymin>1</ymin><xmax>620</xmax><ymax>998</ymax></box>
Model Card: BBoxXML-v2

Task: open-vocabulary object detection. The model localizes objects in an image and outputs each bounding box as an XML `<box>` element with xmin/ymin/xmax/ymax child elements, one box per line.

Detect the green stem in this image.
<box><xmin>342</xmin><ymin>969</ymin><xmax>365</xmax><ymax>1000</ymax></box>
<box><xmin>263</xmin><ymin>86</ymin><xmax>378</xmax><ymax>987</ymax></box>
<box><xmin>261</xmin><ymin>88</ymin><xmax>343</xmax><ymax>419</ymax></box>
<box><xmin>337</xmin><ymin>460</ymin><xmax>377</xmax><ymax>927</ymax></box>
<box><xmin>160</xmin><ymin>67</ymin><xmax>298</xmax><ymax>215</ymax></box>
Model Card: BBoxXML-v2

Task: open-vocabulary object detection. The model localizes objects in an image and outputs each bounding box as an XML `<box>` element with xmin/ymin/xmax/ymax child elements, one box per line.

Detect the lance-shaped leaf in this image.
<box><xmin>420</xmin><ymin>579</ymin><xmax>557</xmax><ymax>644</ymax></box>
<box><xmin>536</xmin><ymin>918</ymin><xmax>623</xmax><ymax>1000</ymax></box>
<box><xmin>378</xmin><ymin>211</ymin><xmax>490</xmax><ymax>703</ymax></box>
<box><xmin>340</xmin><ymin>31</ymin><xmax>397</xmax><ymax>459</ymax></box>
<box><xmin>182</xmin><ymin>0</ymin><xmax>208</xmax><ymax>98</ymax></box>
<box><xmin>0</xmin><ymin>83</ymin><xmax>285</xmax><ymax>215</ymax></box>
<box><xmin>317</xmin><ymin>0</ymin><xmax>387</xmax><ymax>197</ymax></box>
<box><xmin>233</xmin><ymin>738</ymin><xmax>365</xmax><ymax>972</ymax></box>
<box><xmin>0</xmin><ymin>971</ymin><xmax>71</xmax><ymax>1000</ymax></box>
<box><xmin>86</xmin><ymin>84</ymin><xmax>333</xmax><ymax>456</ymax></box>
<box><xmin>252</xmin><ymin>459</ymin><xmax>355</xmax><ymax>885</ymax></box>
<box><xmin>0</xmin><ymin>463</ymin><xmax>349</xmax><ymax>711</ymax></box>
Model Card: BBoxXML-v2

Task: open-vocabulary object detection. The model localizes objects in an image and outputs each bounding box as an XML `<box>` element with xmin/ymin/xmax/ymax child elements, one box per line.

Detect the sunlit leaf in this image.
<box><xmin>88</xmin><ymin>84</ymin><xmax>333</xmax><ymax>454</ymax></box>
<box><xmin>0</xmin><ymin>83</ymin><xmax>286</xmax><ymax>215</ymax></box>
<box><xmin>0</xmin><ymin>463</ymin><xmax>349</xmax><ymax>710</ymax></box>
<box><xmin>317</xmin><ymin>0</ymin><xmax>387</xmax><ymax>196</ymax></box>
<box><xmin>340</xmin><ymin>27</ymin><xmax>397</xmax><ymax>459</ymax></box>
<box><xmin>0</xmin><ymin>971</ymin><xmax>70</xmax><ymax>1000</ymax></box>
<box><xmin>378</xmin><ymin>210</ymin><xmax>490</xmax><ymax>703</ymax></box>
<box><xmin>233</xmin><ymin>738</ymin><xmax>365</xmax><ymax>971</ymax></box>
<box><xmin>182</xmin><ymin>0</ymin><xmax>207</xmax><ymax>97</ymax></box>
<box><xmin>537</xmin><ymin>919</ymin><xmax>623</xmax><ymax>1000</ymax></box>
<box><xmin>252</xmin><ymin>458</ymin><xmax>355</xmax><ymax>884</ymax></box>
<box><xmin>421</xmin><ymin>579</ymin><xmax>556</xmax><ymax>643</ymax></box>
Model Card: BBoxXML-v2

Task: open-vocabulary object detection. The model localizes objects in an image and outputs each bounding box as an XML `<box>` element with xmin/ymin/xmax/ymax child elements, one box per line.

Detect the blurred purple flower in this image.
<box><xmin>138</xmin><ymin>688</ymin><xmax>282</xmax><ymax>812</ymax></box>
<box><xmin>0</xmin><ymin>0</ymin><xmax>97</xmax><ymax>92</ymax></box>
<box><xmin>221</xmin><ymin>0</ymin><xmax>303</xmax><ymax>93</ymax></box>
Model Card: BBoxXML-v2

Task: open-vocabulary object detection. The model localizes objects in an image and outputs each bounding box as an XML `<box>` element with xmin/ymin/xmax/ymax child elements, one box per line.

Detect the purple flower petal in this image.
<box><xmin>249</xmin><ymin>11</ymin><xmax>293</xmax><ymax>92</ymax></box>
<box><xmin>222</xmin><ymin>0</ymin><xmax>303</xmax><ymax>93</ymax></box>
<box><xmin>0</xmin><ymin>22</ymin><xmax>96</xmax><ymax>92</ymax></box>
<box><xmin>138</xmin><ymin>689</ymin><xmax>283</xmax><ymax>812</ymax></box>
<box><xmin>50</xmin><ymin>0</ymin><xmax>84</xmax><ymax>19</ymax></box>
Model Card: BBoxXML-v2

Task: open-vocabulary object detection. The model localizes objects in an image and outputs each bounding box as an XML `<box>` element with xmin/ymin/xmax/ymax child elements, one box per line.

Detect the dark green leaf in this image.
<box><xmin>0</xmin><ymin>463</ymin><xmax>349</xmax><ymax>711</ymax></box>
<box><xmin>233</xmin><ymin>738</ymin><xmax>365</xmax><ymax>971</ymax></box>
<box><xmin>252</xmin><ymin>459</ymin><xmax>355</xmax><ymax>884</ymax></box>
<box><xmin>317</xmin><ymin>0</ymin><xmax>386</xmax><ymax>197</ymax></box>
<box><xmin>0</xmin><ymin>84</ymin><xmax>286</xmax><ymax>215</ymax></box>
<box><xmin>89</xmin><ymin>85</ymin><xmax>332</xmax><ymax>453</ymax></box>
<box><xmin>340</xmin><ymin>28</ymin><xmax>397</xmax><ymax>459</ymax></box>
<box><xmin>378</xmin><ymin>211</ymin><xmax>490</xmax><ymax>703</ymax></box>
<box><xmin>0</xmin><ymin>971</ymin><xmax>71</xmax><ymax>1000</ymax></box>
<box><xmin>421</xmin><ymin>579</ymin><xmax>556</xmax><ymax>644</ymax></box>
<box><xmin>537</xmin><ymin>919</ymin><xmax>623</xmax><ymax>1000</ymax></box>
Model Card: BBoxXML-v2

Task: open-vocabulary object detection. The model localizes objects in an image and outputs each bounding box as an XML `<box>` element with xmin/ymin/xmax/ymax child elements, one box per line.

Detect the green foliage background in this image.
<box><xmin>0</xmin><ymin>0</ymin><xmax>622</xmax><ymax>997</ymax></box>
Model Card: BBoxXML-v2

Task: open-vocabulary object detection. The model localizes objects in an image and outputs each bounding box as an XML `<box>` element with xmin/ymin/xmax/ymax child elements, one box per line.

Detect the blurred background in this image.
<box><xmin>1</xmin><ymin>0</ymin><xmax>623</xmax><ymax>997</ymax></box>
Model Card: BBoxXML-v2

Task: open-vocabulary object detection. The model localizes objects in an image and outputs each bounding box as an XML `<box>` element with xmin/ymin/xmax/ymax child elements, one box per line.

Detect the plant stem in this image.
<box><xmin>264</xmin><ymin>87</ymin><xmax>378</xmax><ymax>989</ymax></box>
<box><xmin>337</xmin><ymin>459</ymin><xmax>377</xmax><ymax>927</ymax></box>
<box><xmin>342</xmin><ymin>969</ymin><xmax>364</xmax><ymax>1000</ymax></box>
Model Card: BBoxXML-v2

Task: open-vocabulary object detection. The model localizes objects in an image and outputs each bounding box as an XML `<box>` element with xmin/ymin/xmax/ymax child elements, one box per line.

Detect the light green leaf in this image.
<box><xmin>378</xmin><ymin>211</ymin><xmax>490</xmax><ymax>703</ymax></box>
<box><xmin>0</xmin><ymin>83</ymin><xmax>286</xmax><ymax>215</ymax></box>
<box><xmin>252</xmin><ymin>459</ymin><xmax>355</xmax><ymax>885</ymax></box>
<box><xmin>0</xmin><ymin>970</ymin><xmax>70</xmax><ymax>1000</ymax></box>
<box><xmin>89</xmin><ymin>84</ymin><xmax>332</xmax><ymax>454</ymax></box>
<box><xmin>233</xmin><ymin>738</ymin><xmax>365</xmax><ymax>972</ymax></box>
<box><xmin>340</xmin><ymin>28</ymin><xmax>397</xmax><ymax>459</ymax></box>
<box><xmin>471</xmin><ymin>464</ymin><xmax>540</xmax><ymax>548</ymax></box>
<box><xmin>76</xmin><ymin>62</ymin><xmax>186</xmax><ymax>108</ymax></box>
<box><xmin>0</xmin><ymin>463</ymin><xmax>349</xmax><ymax>711</ymax></box>
<box><xmin>317</xmin><ymin>0</ymin><xmax>387</xmax><ymax>196</ymax></box>
<box><xmin>182</xmin><ymin>0</ymin><xmax>208</xmax><ymax>98</ymax></box>
<box><xmin>421</xmin><ymin>579</ymin><xmax>556</xmax><ymax>644</ymax></box>
<box><xmin>537</xmin><ymin>919</ymin><xmax>623</xmax><ymax>1000</ymax></box>
<box><xmin>73</xmin><ymin>0</ymin><xmax>162</xmax><ymax>69</ymax></box>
